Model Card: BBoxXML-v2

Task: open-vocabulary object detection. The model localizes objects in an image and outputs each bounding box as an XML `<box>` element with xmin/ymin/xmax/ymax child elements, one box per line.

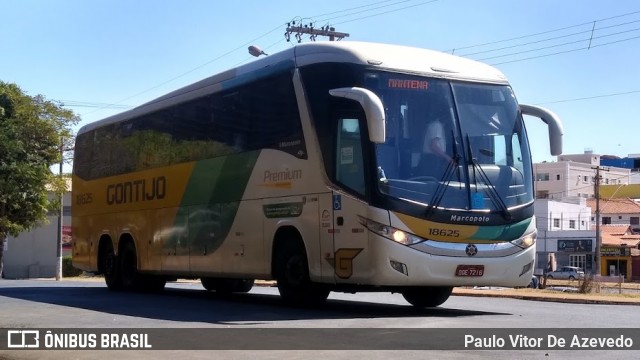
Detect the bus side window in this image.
<box><xmin>336</xmin><ymin>118</ymin><xmax>365</xmax><ymax>195</ymax></box>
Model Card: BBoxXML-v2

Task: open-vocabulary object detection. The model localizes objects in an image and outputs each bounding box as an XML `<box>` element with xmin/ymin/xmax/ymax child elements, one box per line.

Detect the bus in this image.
<box><xmin>72</xmin><ymin>41</ymin><xmax>563</xmax><ymax>308</ymax></box>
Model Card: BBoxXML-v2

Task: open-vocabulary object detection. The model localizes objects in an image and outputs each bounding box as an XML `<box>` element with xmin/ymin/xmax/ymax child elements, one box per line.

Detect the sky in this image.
<box><xmin>2</xmin><ymin>0</ymin><xmax>639</xmax><ymax>166</ymax></box>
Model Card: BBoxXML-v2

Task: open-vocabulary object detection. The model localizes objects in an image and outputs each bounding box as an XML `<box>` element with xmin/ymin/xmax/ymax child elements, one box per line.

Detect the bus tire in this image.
<box><xmin>275</xmin><ymin>242</ymin><xmax>329</xmax><ymax>306</ymax></box>
<box><xmin>141</xmin><ymin>275</ymin><xmax>167</xmax><ymax>292</ymax></box>
<box><xmin>119</xmin><ymin>241</ymin><xmax>141</xmax><ymax>291</ymax></box>
<box><xmin>99</xmin><ymin>239</ymin><xmax>122</xmax><ymax>291</ymax></box>
<box><xmin>401</xmin><ymin>286</ymin><xmax>453</xmax><ymax>308</ymax></box>
<box><xmin>201</xmin><ymin>278</ymin><xmax>254</xmax><ymax>293</ymax></box>
<box><xmin>229</xmin><ymin>279</ymin><xmax>254</xmax><ymax>293</ymax></box>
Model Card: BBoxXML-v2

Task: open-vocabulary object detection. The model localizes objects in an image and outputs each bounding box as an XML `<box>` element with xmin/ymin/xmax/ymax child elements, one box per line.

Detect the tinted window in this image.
<box><xmin>74</xmin><ymin>71</ymin><xmax>304</xmax><ymax>180</ymax></box>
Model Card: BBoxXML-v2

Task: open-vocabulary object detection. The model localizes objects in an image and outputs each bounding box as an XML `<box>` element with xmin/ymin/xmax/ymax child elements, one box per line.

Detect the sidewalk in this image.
<box><xmin>452</xmin><ymin>286</ymin><xmax>640</xmax><ymax>306</ymax></box>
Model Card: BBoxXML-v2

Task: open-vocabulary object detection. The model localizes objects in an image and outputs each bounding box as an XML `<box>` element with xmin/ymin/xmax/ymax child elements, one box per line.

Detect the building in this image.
<box><xmin>599</xmin><ymin>183</ymin><xmax>640</xmax><ymax>200</ymax></box>
<box><xmin>598</xmin><ymin>225</ymin><xmax>640</xmax><ymax>281</ymax></box>
<box><xmin>586</xmin><ymin>198</ymin><xmax>640</xmax><ymax>230</ymax></box>
<box><xmin>534</xmin><ymin>151</ymin><xmax>630</xmax><ymax>200</ymax></box>
<box><xmin>600</xmin><ymin>154</ymin><xmax>640</xmax><ymax>183</ymax></box>
<box><xmin>535</xmin><ymin>197</ymin><xmax>592</xmax><ymax>231</ymax></box>
<box><xmin>534</xmin><ymin>197</ymin><xmax>594</xmax><ymax>273</ymax></box>
<box><xmin>535</xmin><ymin>229</ymin><xmax>595</xmax><ymax>275</ymax></box>
<box><xmin>3</xmin><ymin>191</ymin><xmax>71</xmax><ymax>279</ymax></box>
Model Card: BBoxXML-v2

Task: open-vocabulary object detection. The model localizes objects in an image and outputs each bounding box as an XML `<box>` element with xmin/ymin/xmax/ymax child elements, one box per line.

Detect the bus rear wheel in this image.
<box><xmin>201</xmin><ymin>278</ymin><xmax>254</xmax><ymax>293</ymax></box>
<box><xmin>275</xmin><ymin>242</ymin><xmax>329</xmax><ymax>306</ymax></box>
<box><xmin>401</xmin><ymin>286</ymin><xmax>453</xmax><ymax>308</ymax></box>
<box><xmin>119</xmin><ymin>241</ymin><xmax>141</xmax><ymax>291</ymax></box>
<box><xmin>100</xmin><ymin>240</ymin><xmax>121</xmax><ymax>291</ymax></box>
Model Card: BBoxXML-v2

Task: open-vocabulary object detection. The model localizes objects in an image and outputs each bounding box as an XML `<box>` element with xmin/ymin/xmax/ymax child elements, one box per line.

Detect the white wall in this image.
<box><xmin>534</xmin><ymin>198</ymin><xmax>592</xmax><ymax>231</ymax></box>
<box><xmin>534</xmin><ymin>161</ymin><xmax>630</xmax><ymax>200</ymax></box>
<box><xmin>3</xmin><ymin>192</ymin><xmax>71</xmax><ymax>279</ymax></box>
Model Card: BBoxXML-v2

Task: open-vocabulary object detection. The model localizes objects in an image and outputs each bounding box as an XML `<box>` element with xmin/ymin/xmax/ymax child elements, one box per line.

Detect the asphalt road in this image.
<box><xmin>0</xmin><ymin>279</ymin><xmax>637</xmax><ymax>360</ymax></box>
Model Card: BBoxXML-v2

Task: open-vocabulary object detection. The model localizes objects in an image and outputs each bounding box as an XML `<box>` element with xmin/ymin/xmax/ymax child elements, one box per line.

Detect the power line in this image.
<box><xmin>334</xmin><ymin>0</ymin><xmax>439</xmax><ymax>26</ymax></box>
<box><xmin>316</xmin><ymin>0</ymin><xmax>416</xmax><ymax>23</ymax></box>
<box><xmin>477</xmin><ymin>37</ymin><xmax>589</xmax><ymax>62</ymax></box>
<box><xmin>447</xmin><ymin>10</ymin><xmax>640</xmax><ymax>53</ymax></box>
<box><xmin>443</xmin><ymin>10</ymin><xmax>640</xmax><ymax>66</ymax></box>
<box><xmin>488</xmin><ymin>34</ymin><xmax>640</xmax><ymax>66</ymax></box>
<box><xmin>474</xmin><ymin>26</ymin><xmax>640</xmax><ymax>65</ymax></box>
<box><xmin>81</xmin><ymin>23</ymin><xmax>286</xmax><ymax>116</ymax></box>
<box><xmin>309</xmin><ymin>0</ymin><xmax>403</xmax><ymax>19</ymax></box>
<box><xmin>59</xmin><ymin>100</ymin><xmax>132</xmax><ymax>110</ymax></box>
<box><xmin>459</xmin><ymin>28</ymin><xmax>594</xmax><ymax>57</ymax></box>
<box><xmin>75</xmin><ymin>5</ymin><xmax>640</xmax><ymax>116</ymax></box>
<box><xmin>534</xmin><ymin>90</ymin><xmax>640</xmax><ymax>106</ymax></box>
<box><xmin>79</xmin><ymin>0</ymin><xmax>443</xmax><ymax>116</ymax></box>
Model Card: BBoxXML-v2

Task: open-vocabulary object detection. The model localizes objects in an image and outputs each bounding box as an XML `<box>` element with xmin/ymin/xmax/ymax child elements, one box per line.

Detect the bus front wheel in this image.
<box><xmin>275</xmin><ymin>242</ymin><xmax>329</xmax><ymax>306</ymax></box>
<box><xmin>401</xmin><ymin>286</ymin><xmax>453</xmax><ymax>308</ymax></box>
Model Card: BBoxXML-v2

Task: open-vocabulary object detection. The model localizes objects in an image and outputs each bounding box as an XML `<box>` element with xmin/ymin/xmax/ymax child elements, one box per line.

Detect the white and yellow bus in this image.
<box><xmin>72</xmin><ymin>41</ymin><xmax>563</xmax><ymax>308</ymax></box>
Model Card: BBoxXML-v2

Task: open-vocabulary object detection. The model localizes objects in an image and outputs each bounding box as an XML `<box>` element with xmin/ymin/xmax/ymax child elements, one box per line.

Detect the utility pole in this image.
<box><xmin>285</xmin><ymin>22</ymin><xmax>349</xmax><ymax>42</ymax></box>
<box><xmin>592</xmin><ymin>165</ymin><xmax>609</xmax><ymax>277</ymax></box>
<box><xmin>56</xmin><ymin>137</ymin><xmax>64</xmax><ymax>281</ymax></box>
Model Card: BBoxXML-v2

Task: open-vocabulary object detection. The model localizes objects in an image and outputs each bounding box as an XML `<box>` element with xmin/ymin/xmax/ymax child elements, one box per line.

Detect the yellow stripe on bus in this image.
<box><xmin>394</xmin><ymin>212</ymin><xmax>479</xmax><ymax>242</ymax></box>
<box><xmin>72</xmin><ymin>162</ymin><xmax>196</xmax><ymax>217</ymax></box>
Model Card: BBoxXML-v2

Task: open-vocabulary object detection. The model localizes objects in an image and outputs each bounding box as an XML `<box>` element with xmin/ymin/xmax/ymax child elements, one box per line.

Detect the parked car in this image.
<box><xmin>545</xmin><ymin>266</ymin><xmax>585</xmax><ymax>280</ymax></box>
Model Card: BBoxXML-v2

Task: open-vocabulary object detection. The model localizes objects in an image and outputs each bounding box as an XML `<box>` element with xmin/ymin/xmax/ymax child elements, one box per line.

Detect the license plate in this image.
<box><xmin>455</xmin><ymin>265</ymin><xmax>484</xmax><ymax>277</ymax></box>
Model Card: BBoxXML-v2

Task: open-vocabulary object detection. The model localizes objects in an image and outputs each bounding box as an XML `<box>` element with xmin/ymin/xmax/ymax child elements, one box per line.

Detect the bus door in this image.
<box><xmin>330</xmin><ymin>112</ymin><xmax>370</xmax><ymax>283</ymax></box>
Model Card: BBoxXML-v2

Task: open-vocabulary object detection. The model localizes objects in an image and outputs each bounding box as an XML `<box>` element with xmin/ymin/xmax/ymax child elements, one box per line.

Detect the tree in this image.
<box><xmin>0</xmin><ymin>81</ymin><xmax>79</xmax><ymax>278</ymax></box>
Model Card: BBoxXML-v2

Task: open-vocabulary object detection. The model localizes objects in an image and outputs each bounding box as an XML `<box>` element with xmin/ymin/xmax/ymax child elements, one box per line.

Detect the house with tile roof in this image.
<box><xmin>583</xmin><ymin>199</ymin><xmax>640</xmax><ymax>280</ymax></box>
<box><xmin>585</xmin><ymin>198</ymin><xmax>640</xmax><ymax>231</ymax></box>
<box><xmin>596</xmin><ymin>225</ymin><xmax>640</xmax><ymax>281</ymax></box>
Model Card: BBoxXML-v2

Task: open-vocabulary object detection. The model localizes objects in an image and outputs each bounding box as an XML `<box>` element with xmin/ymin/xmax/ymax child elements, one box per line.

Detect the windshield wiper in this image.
<box><xmin>425</xmin><ymin>154</ymin><xmax>459</xmax><ymax>215</ymax></box>
<box><xmin>465</xmin><ymin>135</ymin><xmax>511</xmax><ymax>220</ymax></box>
<box><xmin>426</xmin><ymin>131</ymin><xmax>462</xmax><ymax>215</ymax></box>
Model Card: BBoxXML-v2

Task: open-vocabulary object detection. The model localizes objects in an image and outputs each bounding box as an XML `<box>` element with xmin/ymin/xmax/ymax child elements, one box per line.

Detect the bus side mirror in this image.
<box><xmin>329</xmin><ymin>87</ymin><xmax>386</xmax><ymax>144</ymax></box>
<box><xmin>520</xmin><ymin>104</ymin><xmax>564</xmax><ymax>156</ymax></box>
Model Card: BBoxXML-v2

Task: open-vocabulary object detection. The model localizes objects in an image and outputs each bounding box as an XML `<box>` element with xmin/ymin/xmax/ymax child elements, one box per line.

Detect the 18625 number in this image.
<box><xmin>428</xmin><ymin>228</ymin><xmax>460</xmax><ymax>237</ymax></box>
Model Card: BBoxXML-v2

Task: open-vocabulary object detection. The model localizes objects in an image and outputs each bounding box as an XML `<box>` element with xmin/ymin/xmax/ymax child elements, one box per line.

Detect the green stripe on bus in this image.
<box><xmin>473</xmin><ymin>218</ymin><xmax>531</xmax><ymax>241</ymax></box>
<box><xmin>168</xmin><ymin>151</ymin><xmax>260</xmax><ymax>254</ymax></box>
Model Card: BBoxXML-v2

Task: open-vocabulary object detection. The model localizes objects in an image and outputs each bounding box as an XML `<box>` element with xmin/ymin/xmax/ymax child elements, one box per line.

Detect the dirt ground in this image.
<box><xmin>453</xmin><ymin>280</ymin><xmax>640</xmax><ymax>305</ymax></box>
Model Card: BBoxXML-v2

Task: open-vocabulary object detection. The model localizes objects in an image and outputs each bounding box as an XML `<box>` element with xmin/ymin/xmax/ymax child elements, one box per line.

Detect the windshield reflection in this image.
<box><xmin>367</xmin><ymin>72</ymin><xmax>533</xmax><ymax>212</ymax></box>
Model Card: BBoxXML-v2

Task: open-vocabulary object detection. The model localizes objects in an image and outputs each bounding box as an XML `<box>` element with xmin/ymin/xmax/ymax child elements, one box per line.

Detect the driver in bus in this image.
<box><xmin>423</xmin><ymin>119</ymin><xmax>450</xmax><ymax>163</ymax></box>
<box><xmin>415</xmin><ymin>114</ymin><xmax>453</xmax><ymax>179</ymax></box>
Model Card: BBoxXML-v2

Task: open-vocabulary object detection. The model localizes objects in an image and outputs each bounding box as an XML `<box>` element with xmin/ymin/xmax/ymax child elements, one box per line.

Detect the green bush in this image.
<box><xmin>62</xmin><ymin>256</ymin><xmax>83</xmax><ymax>277</ymax></box>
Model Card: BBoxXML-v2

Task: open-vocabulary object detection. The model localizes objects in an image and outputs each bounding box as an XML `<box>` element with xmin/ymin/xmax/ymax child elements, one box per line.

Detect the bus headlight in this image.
<box><xmin>359</xmin><ymin>217</ymin><xmax>425</xmax><ymax>246</ymax></box>
<box><xmin>511</xmin><ymin>231</ymin><xmax>536</xmax><ymax>249</ymax></box>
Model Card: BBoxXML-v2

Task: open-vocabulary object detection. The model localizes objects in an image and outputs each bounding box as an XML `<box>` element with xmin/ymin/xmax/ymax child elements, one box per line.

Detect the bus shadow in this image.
<box><xmin>0</xmin><ymin>282</ymin><xmax>510</xmax><ymax>324</ymax></box>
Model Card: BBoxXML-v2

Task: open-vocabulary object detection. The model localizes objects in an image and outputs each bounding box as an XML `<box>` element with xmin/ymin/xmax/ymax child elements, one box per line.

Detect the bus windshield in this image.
<box><xmin>368</xmin><ymin>72</ymin><xmax>533</xmax><ymax>212</ymax></box>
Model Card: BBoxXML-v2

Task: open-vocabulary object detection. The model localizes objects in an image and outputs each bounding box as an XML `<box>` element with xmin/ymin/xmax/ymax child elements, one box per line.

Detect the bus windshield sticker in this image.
<box><xmin>341</xmin><ymin>147</ymin><xmax>354</xmax><ymax>164</ymax></box>
<box><xmin>471</xmin><ymin>193</ymin><xmax>485</xmax><ymax>209</ymax></box>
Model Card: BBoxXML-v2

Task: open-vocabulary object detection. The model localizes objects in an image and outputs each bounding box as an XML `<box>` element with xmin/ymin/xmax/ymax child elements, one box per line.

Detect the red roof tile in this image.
<box><xmin>586</xmin><ymin>198</ymin><xmax>640</xmax><ymax>214</ymax></box>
